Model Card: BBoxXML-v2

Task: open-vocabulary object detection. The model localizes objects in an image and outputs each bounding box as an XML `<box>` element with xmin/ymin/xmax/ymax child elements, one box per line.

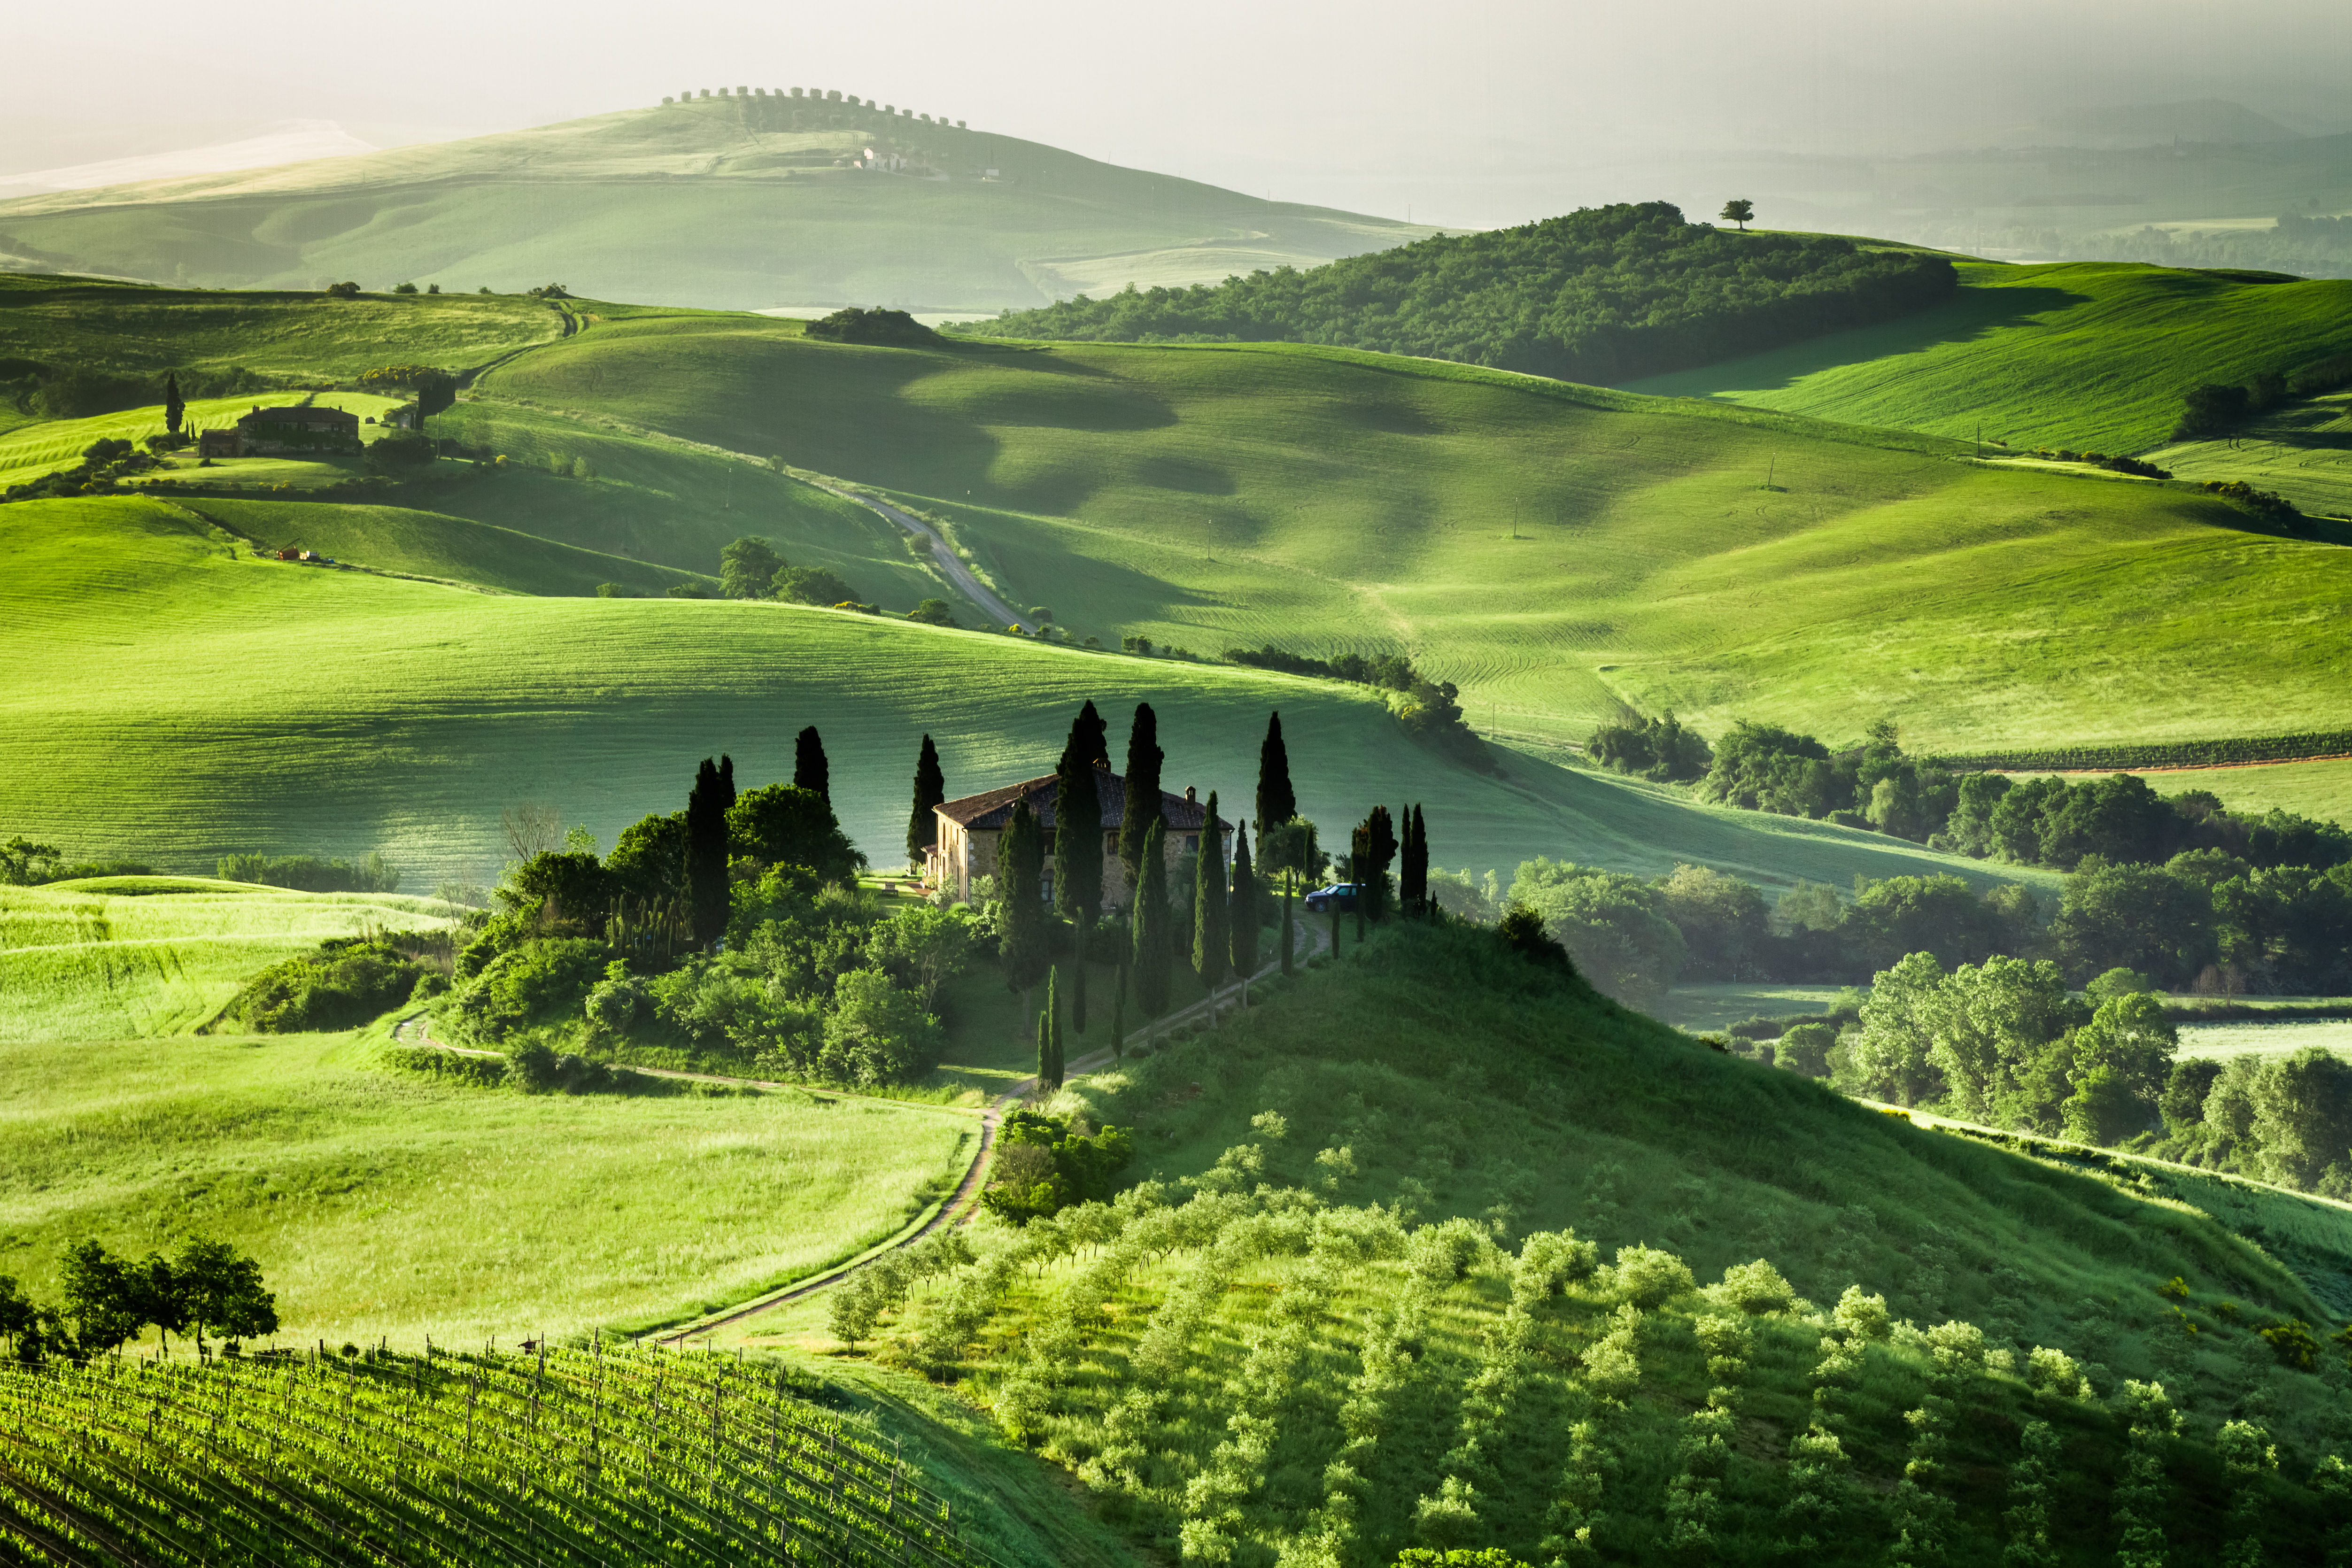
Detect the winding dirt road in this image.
<box><xmin>800</xmin><ymin>479</ymin><xmax>1029</xmax><ymax>633</ymax></box>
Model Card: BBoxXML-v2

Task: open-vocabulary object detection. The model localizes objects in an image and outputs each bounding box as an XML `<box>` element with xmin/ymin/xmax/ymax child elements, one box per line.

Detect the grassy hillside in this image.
<box><xmin>476</xmin><ymin>315</ymin><xmax>2352</xmax><ymax>754</ymax></box>
<box><xmin>1620</xmin><ymin>260</ymin><xmax>2352</xmax><ymax>453</ymax></box>
<box><xmin>0</xmin><ymin>495</ymin><xmax>2041</xmax><ymax>895</ymax></box>
<box><xmin>731</xmin><ymin>922</ymin><xmax>2352</xmax><ymax>1564</ymax></box>
<box><xmin>0</xmin><ymin>878</ymin><xmax>453</xmax><ymax>1041</ymax></box>
<box><xmin>0</xmin><ymin>1025</ymin><xmax>974</xmax><ymax>1344</ymax></box>
<box><xmin>2150</xmin><ymin>387</ymin><xmax>2352</xmax><ymax>518</ymax></box>
<box><xmin>0</xmin><ymin>392</ymin><xmax>404</xmax><ymax>482</ymax></box>
<box><xmin>0</xmin><ymin>98</ymin><xmax>1430</xmax><ymax>311</ymax></box>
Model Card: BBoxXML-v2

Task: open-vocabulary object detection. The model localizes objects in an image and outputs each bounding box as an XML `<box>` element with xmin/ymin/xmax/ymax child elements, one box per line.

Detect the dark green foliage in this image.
<box><xmin>607</xmin><ymin>809</ymin><xmax>688</xmax><ymax>900</ymax></box>
<box><xmin>1255</xmin><ymin>711</ymin><xmax>1295</xmax><ymax>836</ymax></box>
<box><xmin>1053</xmin><ymin>701</ymin><xmax>1108</xmax><ymax>928</ymax></box>
<box><xmin>804</xmin><ymin>307</ymin><xmax>939</xmax><ymax>346</ymax></box>
<box><xmin>774</xmin><ymin>564</ymin><xmax>862</xmax><ymax>605</ymax></box>
<box><xmin>794</xmin><ymin>725</ymin><xmax>830</xmax><ymax>801</ymax></box>
<box><xmin>1400</xmin><ymin>804</ymin><xmax>1429</xmax><ymax>915</ymax></box>
<box><xmin>720</xmin><ymin>535</ymin><xmax>784</xmax><ymax>598</ymax></box>
<box><xmin>223</xmin><ymin>938</ymin><xmax>432</xmax><ymax>1032</ymax></box>
<box><xmin>979</xmin><ymin>1109</ymin><xmax>1133</xmax><ymax>1224</ymax></box>
<box><xmin>162</xmin><ymin>370</ymin><xmax>183</xmax><ymax>436</ymax></box>
<box><xmin>449</xmin><ymin>938</ymin><xmax>610</xmax><ymax>1043</ymax></box>
<box><xmin>37</xmin><ymin>1236</ymin><xmax>274</xmax><ymax>1359</ymax></box>
<box><xmin>213</xmin><ymin>850</ymin><xmax>400</xmax><ymax>893</ymax></box>
<box><xmin>1258</xmin><ymin>817</ymin><xmax>1325</xmax><ymax>886</ymax></box>
<box><xmin>1118</xmin><ymin>703</ymin><xmax>1164</xmax><ymax>886</ymax></box>
<box><xmin>1353</xmin><ymin>806</ymin><xmax>1399</xmax><ymax>922</ymax></box>
<box><xmin>1228</xmin><ymin>825</ymin><xmax>1258</xmax><ymax>978</ymax></box>
<box><xmin>727</xmin><ymin>782</ymin><xmax>859</xmax><ymax>883</ymax></box>
<box><xmin>1193</xmin><ymin>791</ymin><xmax>1228</xmax><ymax>994</ymax></box>
<box><xmin>1587</xmin><ymin>711</ymin><xmax>1712</xmax><ymax>782</ymax></box>
<box><xmin>1131</xmin><ymin>819</ymin><xmax>1171</xmax><ymax>1018</ymax></box>
<box><xmin>499</xmin><ymin>850</ymin><xmax>619</xmax><ymax>927</ymax></box>
<box><xmin>1497</xmin><ymin>904</ymin><xmax>1578</xmax><ymax>977</ymax></box>
<box><xmin>971</xmin><ymin>202</ymin><xmax>1957</xmax><ymax>386</ymax></box>
<box><xmin>908</xmin><ymin>598</ymin><xmax>958</xmax><ymax>626</ymax></box>
<box><xmin>1038</xmin><ymin>967</ymin><xmax>1065</xmax><ymax>1090</ymax></box>
<box><xmin>907</xmin><ymin>733</ymin><xmax>946</xmax><ymax>864</ymax></box>
<box><xmin>999</xmin><ymin>800</ymin><xmax>1049</xmax><ymax>995</ymax></box>
<box><xmin>685</xmin><ymin>755</ymin><xmax>734</xmax><ymax>943</ymax></box>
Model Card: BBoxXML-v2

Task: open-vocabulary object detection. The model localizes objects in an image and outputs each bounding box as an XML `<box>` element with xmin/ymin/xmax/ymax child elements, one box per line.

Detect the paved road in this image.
<box><xmin>799</xmin><ymin>479</ymin><xmax>1029</xmax><ymax>633</ymax></box>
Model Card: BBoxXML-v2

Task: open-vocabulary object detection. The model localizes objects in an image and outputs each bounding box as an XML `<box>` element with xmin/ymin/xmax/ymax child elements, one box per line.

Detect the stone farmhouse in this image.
<box><xmin>927</xmin><ymin>767</ymin><xmax>1228</xmax><ymax>907</ymax></box>
<box><xmin>233</xmin><ymin>404</ymin><xmax>362</xmax><ymax>455</ymax></box>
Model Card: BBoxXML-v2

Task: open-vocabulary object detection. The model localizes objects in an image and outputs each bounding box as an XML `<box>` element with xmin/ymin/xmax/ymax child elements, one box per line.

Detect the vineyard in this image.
<box><xmin>0</xmin><ymin>1342</ymin><xmax>1001</xmax><ymax>1568</ymax></box>
<box><xmin>1933</xmin><ymin>729</ymin><xmax>2352</xmax><ymax>774</ymax></box>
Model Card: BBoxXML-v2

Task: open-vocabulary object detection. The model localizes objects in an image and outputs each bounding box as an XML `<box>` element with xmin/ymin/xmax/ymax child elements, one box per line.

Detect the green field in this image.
<box><xmin>0</xmin><ymin>495</ymin><xmax>2062</xmax><ymax>894</ymax></box>
<box><xmin>1623</xmin><ymin>260</ymin><xmax>2352</xmax><ymax>453</ymax></box>
<box><xmin>0</xmin><ymin>1027</ymin><xmax>975</xmax><ymax>1344</ymax></box>
<box><xmin>0</xmin><ymin>878</ymin><xmax>453</xmax><ymax>1041</ymax></box>
<box><xmin>2150</xmin><ymin>388</ymin><xmax>2352</xmax><ymax>518</ymax></box>
<box><xmin>473</xmin><ymin>315</ymin><xmax>2352</xmax><ymax>755</ymax></box>
<box><xmin>0</xmin><ymin>393</ymin><xmax>402</xmax><ymax>482</ymax></box>
<box><xmin>2178</xmin><ymin>1018</ymin><xmax>2352</xmax><ymax>1061</ymax></box>
<box><xmin>0</xmin><ymin>99</ymin><xmax>1428</xmax><ymax>311</ymax></box>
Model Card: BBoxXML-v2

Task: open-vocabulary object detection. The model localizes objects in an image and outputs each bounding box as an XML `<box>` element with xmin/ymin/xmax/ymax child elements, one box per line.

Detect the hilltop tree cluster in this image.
<box><xmin>967</xmin><ymin>202</ymin><xmax>1958</xmax><ymax>385</ymax></box>
<box><xmin>719</xmin><ymin>534</ymin><xmax>865</xmax><ymax>608</ymax></box>
<box><xmin>1</xmin><ymin>1236</ymin><xmax>276</xmax><ymax>1363</ymax></box>
<box><xmin>1223</xmin><ymin>646</ymin><xmax>1492</xmax><ymax>770</ymax></box>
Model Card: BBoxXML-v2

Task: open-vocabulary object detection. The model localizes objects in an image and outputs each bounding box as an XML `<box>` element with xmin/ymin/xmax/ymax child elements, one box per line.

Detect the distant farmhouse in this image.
<box><xmin>928</xmin><ymin>769</ymin><xmax>1228</xmax><ymax>906</ymax></box>
<box><xmin>226</xmin><ymin>404</ymin><xmax>362</xmax><ymax>456</ymax></box>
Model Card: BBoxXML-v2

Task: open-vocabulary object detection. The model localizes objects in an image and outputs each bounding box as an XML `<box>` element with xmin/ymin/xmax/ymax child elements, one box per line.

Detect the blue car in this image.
<box><xmin>1303</xmin><ymin>882</ymin><xmax>1362</xmax><ymax>913</ymax></box>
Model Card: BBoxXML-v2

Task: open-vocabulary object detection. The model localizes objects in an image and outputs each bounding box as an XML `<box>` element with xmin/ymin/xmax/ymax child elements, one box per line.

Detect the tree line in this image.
<box><xmin>962</xmin><ymin>203</ymin><xmax>1958</xmax><ymax>386</ymax></box>
<box><xmin>1222</xmin><ymin>646</ymin><xmax>1493</xmax><ymax>770</ymax></box>
<box><xmin>1</xmin><ymin>1237</ymin><xmax>276</xmax><ymax>1364</ymax></box>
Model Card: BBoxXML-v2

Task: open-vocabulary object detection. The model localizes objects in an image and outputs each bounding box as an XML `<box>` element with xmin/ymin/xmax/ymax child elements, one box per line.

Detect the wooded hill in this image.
<box><xmin>967</xmin><ymin>203</ymin><xmax>1959</xmax><ymax>384</ymax></box>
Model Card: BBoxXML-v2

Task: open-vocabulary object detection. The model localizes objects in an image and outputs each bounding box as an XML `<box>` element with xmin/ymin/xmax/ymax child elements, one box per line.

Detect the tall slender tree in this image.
<box><xmin>794</xmin><ymin>726</ymin><xmax>829</xmax><ymax>802</ymax></box>
<box><xmin>1228</xmin><ymin>822</ymin><xmax>1258</xmax><ymax>983</ymax></box>
<box><xmin>906</xmin><ymin>733</ymin><xmax>945</xmax><ymax>869</ymax></box>
<box><xmin>163</xmin><ymin>371</ymin><xmax>185</xmax><ymax>439</ymax></box>
<box><xmin>1194</xmin><ymin>791</ymin><xmax>1228</xmax><ymax>1001</ymax></box>
<box><xmin>999</xmin><ymin>800</ymin><xmax>1049</xmax><ymax>996</ymax></box>
<box><xmin>1117</xmin><ymin>703</ymin><xmax>1164</xmax><ymax>887</ymax></box>
<box><xmin>1256</xmin><ymin>711</ymin><xmax>1295</xmax><ymax>841</ymax></box>
<box><xmin>1037</xmin><ymin>966</ymin><xmax>1065</xmax><ymax>1092</ymax></box>
<box><xmin>1354</xmin><ymin>805</ymin><xmax>1398</xmax><ymax>923</ymax></box>
<box><xmin>1132</xmin><ymin>819</ymin><xmax>1172</xmax><ymax>1021</ymax></box>
<box><xmin>685</xmin><ymin>756</ymin><xmax>732</xmax><ymax>944</ymax></box>
<box><xmin>1402</xmin><ymin>804</ymin><xmax>1431</xmax><ymax>916</ymax></box>
<box><xmin>1055</xmin><ymin>702</ymin><xmax>1107</xmax><ymax>1035</ymax></box>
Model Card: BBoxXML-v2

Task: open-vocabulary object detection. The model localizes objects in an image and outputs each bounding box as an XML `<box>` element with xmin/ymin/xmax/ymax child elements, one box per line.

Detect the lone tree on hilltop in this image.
<box><xmin>999</xmin><ymin>800</ymin><xmax>1049</xmax><ymax>997</ymax></box>
<box><xmin>1132</xmin><ymin>818</ymin><xmax>1172</xmax><ymax>1021</ymax></box>
<box><xmin>794</xmin><ymin>725</ymin><xmax>830</xmax><ymax>802</ymax></box>
<box><xmin>720</xmin><ymin>537</ymin><xmax>784</xmax><ymax>600</ymax></box>
<box><xmin>1194</xmin><ymin>790</ymin><xmax>1228</xmax><ymax>1002</ymax></box>
<box><xmin>1720</xmin><ymin>198</ymin><xmax>1755</xmax><ymax>232</ymax></box>
<box><xmin>1119</xmin><ymin>703</ymin><xmax>1164</xmax><ymax>884</ymax></box>
<box><xmin>907</xmin><ymin>734</ymin><xmax>945</xmax><ymax>868</ymax></box>
<box><xmin>1256</xmin><ymin>711</ymin><xmax>1295</xmax><ymax>841</ymax></box>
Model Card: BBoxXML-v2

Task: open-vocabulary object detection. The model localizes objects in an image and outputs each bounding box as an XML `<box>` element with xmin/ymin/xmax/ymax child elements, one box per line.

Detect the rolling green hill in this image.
<box><xmin>0</xmin><ymin>494</ymin><xmax>2045</xmax><ymax>896</ymax></box>
<box><xmin>0</xmin><ymin>97</ymin><xmax>1431</xmax><ymax>311</ymax></box>
<box><xmin>1620</xmin><ymin>259</ymin><xmax>2352</xmax><ymax>453</ymax></box>
<box><xmin>472</xmin><ymin>314</ymin><xmax>2352</xmax><ymax>756</ymax></box>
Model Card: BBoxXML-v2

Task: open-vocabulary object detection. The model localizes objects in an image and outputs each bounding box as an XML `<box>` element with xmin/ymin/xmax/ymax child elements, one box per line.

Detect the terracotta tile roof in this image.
<box><xmin>936</xmin><ymin>769</ymin><xmax>1226</xmax><ymax>834</ymax></box>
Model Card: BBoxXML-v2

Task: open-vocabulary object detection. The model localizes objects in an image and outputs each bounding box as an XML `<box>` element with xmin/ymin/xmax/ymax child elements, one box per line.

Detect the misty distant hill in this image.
<box><xmin>0</xmin><ymin>94</ymin><xmax>1431</xmax><ymax>311</ymax></box>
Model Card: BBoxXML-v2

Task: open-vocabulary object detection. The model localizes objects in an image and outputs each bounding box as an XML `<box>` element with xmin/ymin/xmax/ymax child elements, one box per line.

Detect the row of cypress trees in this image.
<box><xmin>682</xmin><ymin>726</ymin><xmax>835</xmax><ymax>942</ymax></box>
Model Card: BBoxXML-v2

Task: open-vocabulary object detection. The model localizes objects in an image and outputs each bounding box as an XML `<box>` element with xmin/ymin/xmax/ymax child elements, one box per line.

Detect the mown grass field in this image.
<box><xmin>0</xmin><ymin>272</ymin><xmax>565</xmax><ymax>386</ymax></box>
<box><xmin>2178</xmin><ymin>1018</ymin><xmax>2352</xmax><ymax>1061</ymax></box>
<box><xmin>0</xmin><ymin>878</ymin><xmax>454</xmax><ymax>1042</ymax></box>
<box><xmin>0</xmin><ymin>393</ymin><xmax>402</xmax><ymax>483</ymax></box>
<box><xmin>479</xmin><ymin>315</ymin><xmax>2352</xmax><ymax>755</ymax></box>
<box><xmin>2150</xmin><ymin>388</ymin><xmax>2352</xmax><ymax>518</ymax></box>
<box><xmin>0</xmin><ymin>1027</ymin><xmax>975</xmax><ymax>1345</ymax></box>
<box><xmin>0</xmin><ymin>495</ymin><xmax>2044</xmax><ymax>895</ymax></box>
<box><xmin>0</xmin><ymin>100</ymin><xmax>1428</xmax><ymax>310</ymax></box>
<box><xmin>1622</xmin><ymin>261</ymin><xmax>2352</xmax><ymax>454</ymax></box>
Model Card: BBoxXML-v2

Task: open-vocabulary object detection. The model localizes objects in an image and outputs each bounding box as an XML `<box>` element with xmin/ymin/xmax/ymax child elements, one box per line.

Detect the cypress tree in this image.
<box><xmin>1228</xmin><ymin>823</ymin><xmax>1258</xmax><ymax>981</ymax></box>
<box><xmin>1132</xmin><ymin>818</ymin><xmax>1172</xmax><ymax>1021</ymax></box>
<box><xmin>685</xmin><ymin>757</ymin><xmax>731</xmax><ymax>945</ymax></box>
<box><xmin>1053</xmin><ymin>703</ymin><xmax>1106</xmax><ymax>927</ymax></box>
<box><xmin>905</xmin><ymin>733</ymin><xmax>945</xmax><ymax>868</ymax></box>
<box><xmin>1354</xmin><ymin>805</ymin><xmax>1398</xmax><ymax>922</ymax></box>
<box><xmin>1194</xmin><ymin>791</ymin><xmax>1228</xmax><ymax>999</ymax></box>
<box><xmin>1117</xmin><ymin>703</ymin><xmax>1164</xmax><ymax>886</ymax></box>
<box><xmin>1037</xmin><ymin>966</ymin><xmax>1066</xmax><ymax>1091</ymax></box>
<box><xmin>164</xmin><ymin>371</ymin><xmax>185</xmax><ymax>438</ymax></box>
<box><xmin>1256</xmin><ymin>711</ymin><xmax>1295</xmax><ymax>843</ymax></box>
<box><xmin>1402</xmin><ymin>803</ymin><xmax>1430</xmax><ymax>916</ymax></box>
<box><xmin>1036</xmin><ymin>1004</ymin><xmax>1052</xmax><ymax>1094</ymax></box>
<box><xmin>999</xmin><ymin>801</ymin><xmax>1048</xmax><ymax>995</ymax></box>
<box><xmin>719</xmin><ymin>753</ymin><xmax>737</xmax><ymax>811</ymax></box>
<box><xmin>793</xmin><ymin>726</ymin><xmax>829</xmax><ymax>802</ymax></box>
<box><xmin>1052</xmin><ymin>974</ymin><xmax>1066</xmax><ymax>1087</ymax></box>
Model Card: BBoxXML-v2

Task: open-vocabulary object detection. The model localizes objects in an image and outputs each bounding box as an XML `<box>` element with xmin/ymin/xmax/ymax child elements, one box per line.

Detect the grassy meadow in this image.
<box><xmin>0</xmin><ymin>878</ymin><xmax>455</xmax><ymax>1041</ymax></box>
<box><xmin>476</xmin><ymin>315</ymin><xmax>2352</xmax><ymax>754</ymax></box>
<box><xmin>0</xmin><ymin>1026</ymin><xmax>976</xmax><ymax>1345</ymax></box>
<box><xmin>2150</xmin><ymin>388</ymin><xmax>2352</xmax><ymax>518</ymax></box>
<box><xmin>0</xmin><ymin>495</ymin><xmax>2055</xmax><ymax>895</ymax></box>
<box><xmin>0</xmin><ymin>393</ymin><xmax>404</xmax><ymax>483</ymax></box>
<box><xmin>0</xmin><ymin>100</ymin><xmax>1429</xmax><ymax>310</ymax></box>
<box><xmin>1621</xmin><ymin>260</ymin><xmax>2352</xmax><ymax>453</ymax></box>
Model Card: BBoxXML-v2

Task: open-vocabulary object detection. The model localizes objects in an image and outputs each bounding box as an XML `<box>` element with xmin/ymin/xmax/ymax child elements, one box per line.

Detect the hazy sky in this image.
<box><xmin>8</xmin><ymin>0</ymin><xmax>2350</xmax><ymax>226</ymax></box>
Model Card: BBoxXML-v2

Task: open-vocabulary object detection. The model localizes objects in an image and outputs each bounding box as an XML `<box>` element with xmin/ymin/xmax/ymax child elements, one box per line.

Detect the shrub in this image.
<box><xmin>1408</xmin><ymin>1217</ymin><xmax>1493</xmax><ymax>1284</ymax></box>
<box><xmin>449</xmin><ymin>938</ymin><xmax>609</xmax><ymax>1043</ymax></box>
<box><xmin>223</xmin><ymin>940</ymin><xmax>427</xmax><ymax>1032</ymax></box>
<box><xmin>803</xmin><ymin>307</ymin><xmax>938</xmax><ymax>345</ymax></box>
<box><xmin>1711</xmin><ymin>1258</ymin><xmax>1797</xmax><ymax>1314</ymax></box>
<box><xmin>1607</xmin><ymin>1244</ymin><xmax>1695</xmax><ymax>1308</ymax></box>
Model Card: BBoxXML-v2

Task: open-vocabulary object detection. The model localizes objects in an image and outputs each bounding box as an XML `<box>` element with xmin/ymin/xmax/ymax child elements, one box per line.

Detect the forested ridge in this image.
<box><xmin>965</xmin><ymin>202</ymin><xmax>1959</xmax><ymax>384</ymax></box>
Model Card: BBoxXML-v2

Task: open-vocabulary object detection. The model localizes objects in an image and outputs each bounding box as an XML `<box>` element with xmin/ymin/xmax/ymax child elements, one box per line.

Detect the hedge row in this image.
<box><xmin>1933</xmin><ymin>731</ymin><xmax>2352</xmax><ymax>773</ymax></box>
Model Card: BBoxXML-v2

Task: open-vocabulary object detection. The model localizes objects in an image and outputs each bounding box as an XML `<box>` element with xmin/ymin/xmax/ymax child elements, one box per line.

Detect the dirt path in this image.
<box><xmin>798</xmin><ymin>478</ymin><xmax>1029</xmax><ymax>632</ymax></box>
